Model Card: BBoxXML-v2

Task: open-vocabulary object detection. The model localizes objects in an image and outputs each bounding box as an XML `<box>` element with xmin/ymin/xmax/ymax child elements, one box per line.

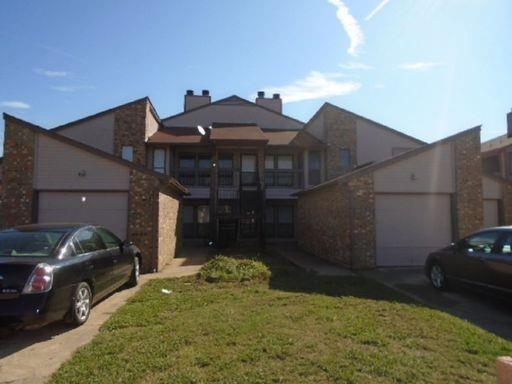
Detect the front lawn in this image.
<box><xmin>51</xmin><ymin>256</ymin><xmax>511</xmax><ymax>384</ymax></box>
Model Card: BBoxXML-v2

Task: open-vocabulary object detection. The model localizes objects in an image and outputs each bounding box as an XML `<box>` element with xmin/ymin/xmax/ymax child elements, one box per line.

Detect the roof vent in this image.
<box><xmin>184</xmin><ymin>90</ymin><xmax>211</xmax><ymax>112</ymax></box>
<box><xmin>273</xmin><ymin>93</ymin><xmax>280</xmax><ymax>99</ymax></box>
<box><xmin>186</xmin><ymin>90</ymin><xmax>194</xmax><ymax>96</ymax></box>
<box><xmin>202</xmin><ymin>89</ymin><xmax>209</xmax><ymax>96</ymax></box>
<box><xmin>257</xmin><ymin>91</ymin><xmax>265</xmax><ymax>98</ymax></box>
<box><xmin>255</xmin><ymin>91</ymin><xmax>282</xmax><ymax>114</ymax></box>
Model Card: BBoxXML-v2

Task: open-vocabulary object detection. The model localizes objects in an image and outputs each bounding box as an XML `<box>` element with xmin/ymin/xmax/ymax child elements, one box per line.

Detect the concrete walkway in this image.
<box><xmin>0</xmin><ymin>248</ymin><xmax>209</xmax><ymax>384</ymax></box>
<box><xmin>268</xmin><ymin>244</ymin><xmax>354</xmax><ymax>276</ymax></box>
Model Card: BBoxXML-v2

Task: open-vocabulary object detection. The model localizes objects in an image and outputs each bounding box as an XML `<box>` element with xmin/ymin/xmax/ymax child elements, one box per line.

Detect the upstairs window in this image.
<box><xmin>122</xmin><ymin>146</ymin><xmax>133</xmax><ymax>162</ymax></box>
<box><xmin>340</xmin><ymin>148</ymin><xmax>351</xmax><ymax>169</ymax></box>
<box><xmin>308</xmin><ymin>151</ymin><xmax>321</xmax><ymax>186</ymax></box>
<box><xmin>153</xmin><ymin>149</ymin><xmax>166</xmax><ymax>174</ymax></box>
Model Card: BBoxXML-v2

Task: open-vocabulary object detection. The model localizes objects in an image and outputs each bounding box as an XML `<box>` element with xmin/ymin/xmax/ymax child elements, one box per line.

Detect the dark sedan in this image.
<box><xmin>0</xmin><ymin>223</ymin><xmax>141</xmax><ymax>328</ymax></box>
<box><xmin>425</xmin><ymin>226</ymin><xmax>512</xmax><ymax>294</ymax></box>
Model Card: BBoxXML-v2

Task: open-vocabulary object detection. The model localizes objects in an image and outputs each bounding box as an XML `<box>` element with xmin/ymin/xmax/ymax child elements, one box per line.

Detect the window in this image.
<box><xmin>178</xmin><ymin>153</ymin><xmax>212</xmax><ymax>186</ymax></box>
<box><xmin>198</xmin><ymin>154</ymin><xmax>212</xmax><ymax>186</ymax></box>
<box><xmin>197</xmin><ymin>205</ymin><xmax>210</xmax><ymax>238</ymax></box>
<box><xmin>179</xmin><ymin>154</ymin><xmax>195</xmax><ymax>169</ymax></box>
<box><xmin>219</xmin><ymin>154</ymin><xmax>234</xmax><ymax>186</ymax></box>
<box><xmin>75</xmin><ymin>229</ymin><xmax>106</xmax><ymax>254</ymax></box>
<box><xmin>153</xmin><ymin>149</ymin><xmax>166</xmax><ymax>174</ymax></box>
<box><xmin>499</xmin><ymin>234</ymin><xmax>512</xmax><ymax>254</ymax></box>
<box><xmin>483</xmin><ymin>156</ymin><xmax>501</xmax><ymax>175</ymax></box>
<box><xmin>241</xmin><ymin>155</ymin><xmax>257</xmax><ymax>185</ymax></box>
<box><xmin>340</xmin><ymin>148</ymin><xmax>351</xmax><ymax>169</ymax></box>
<box><xmin>308</xmin><ymin>151</ymin><xmax>322</xmax><ymax>186</ymax></box>
<box><xmin>218</xmin><ymin>204</ymin><xmax>232</xmax><ymax>216</ymax></box>
<box><xmin>122</xmin><ymin>146</ymin><xmax>134</xmax><ymax>162</ymax></box>
<box><xmin>461</xmin><ymin>231</ymin><xmax>502</xmax><ymax>254</ymax></box>
<box><xmin>265</xmin><ymin>155</ymin><xmax>275</xmax><ymax>170</ymax></box>
<box><xmin>0</xmin><ymin>230</ymin><xmax>67</xmax><ymax>257</ymax></box>
<box><xmin>96</xmin><ymin>227</ymin><xmax>122</xmax><ymax>249</ymax></box>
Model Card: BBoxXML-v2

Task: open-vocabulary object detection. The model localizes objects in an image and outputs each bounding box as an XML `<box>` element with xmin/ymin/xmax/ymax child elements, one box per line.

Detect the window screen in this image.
<box><xmin>153</xmin><ymin>149</ymin><xmax>166</xmax><ymax>173</ymax></box>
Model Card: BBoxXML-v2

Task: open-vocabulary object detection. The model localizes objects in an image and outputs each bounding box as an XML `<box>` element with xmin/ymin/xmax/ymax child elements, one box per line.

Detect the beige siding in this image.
<box><xmin>482</xmin><ymin>175</ymin><xmax>503</xmax><ymax>199</ymax></box>
<box><xmin>356</xmin><ymin>119</ymin><xmax>422</xmax><ymax>164</ymax></box>
<box><xmin>373</xmin><ymin>142</ymin><xmax>455</xmax><ymax>193</ymax></box>
<box><xmin>375</xmin><ymin>194</ymin><xmax>452</xmax><ymax>266</ymax></box>
<box><xmin>58</xmin><ymin>112</ymin><xmax>115</xmax><ymax>154</ymax></box>
<box><xmin>146</xmin><ymin>108</ymin><xmax>159</xmax><ymax>140</ymax></box>
<box><xmin>157</xmin><ymin>192</ymin><xmax>181</xmax><ymax>269</ymax></box>
<box><xmin>35</xmin><ymin>134</ymin><xmax>130</xmax><ymax>190</ymax></box>
<box><xmin>38</xmin><ymin>191</ymin><xmax>128</xmax><ymax>238</ymax></box>
<box><xmin>305</xmin><ymin>113</ymin><xmax>324</xmax><ymax>141</ymax></box>
<box><xmin>164</xmin><ymin>104</ymin><xmax>302</xmax><ymax>130</ymax></box>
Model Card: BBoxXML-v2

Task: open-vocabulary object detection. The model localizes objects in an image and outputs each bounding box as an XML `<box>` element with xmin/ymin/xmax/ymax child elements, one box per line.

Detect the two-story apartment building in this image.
<box><xmin>482</xmin><ymin>110</ymin><xmax>512</xmax><ymax>178</ymax></box>
<box><xmin>2</xmin><ymin>90</ymin><xmax>506</xmax><ymax>270</ymax></box>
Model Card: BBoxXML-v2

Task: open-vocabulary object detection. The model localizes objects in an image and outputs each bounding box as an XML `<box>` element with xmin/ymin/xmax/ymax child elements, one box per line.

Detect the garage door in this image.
<box><xmin>483</xmin><ymin>199</ymin><xmax>500</xmax><ymax>228</ymax></box>
<box><xmin>375</xmin><ymin>194</ymin><xmax>452</xmax><ymax>266</ymax></box>
<box><xmin>38</xmin><ymin>191</ymin><xmax>128</xmax><ymax>239</ymax></box>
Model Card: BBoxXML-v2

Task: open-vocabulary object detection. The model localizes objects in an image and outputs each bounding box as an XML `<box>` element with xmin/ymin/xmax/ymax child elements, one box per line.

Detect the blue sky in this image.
<box><xmin>1</xmin><ymin>0</ymin><xmax>511</xmax><ymax>153</ymax></box>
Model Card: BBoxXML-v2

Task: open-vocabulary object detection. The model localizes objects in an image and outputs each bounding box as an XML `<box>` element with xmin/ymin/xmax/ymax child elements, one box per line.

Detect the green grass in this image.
<box><xmin>51</xmin><ymin>256</ymin><xmax>512</xmax><ymax>384</ymax></box>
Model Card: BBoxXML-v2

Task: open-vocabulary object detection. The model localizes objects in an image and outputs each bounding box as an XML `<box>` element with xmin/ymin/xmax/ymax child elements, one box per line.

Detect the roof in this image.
<box><xmin>147</xmin><ymin>127</ymin><xmax>207</xmax><ymax>145</ymax></box>
<box><xmin>481</xmin><ymin>134</ymin><xmax>512</xmax><ymax>153</ymax></box>
<box><xmin>296</xmin><ymin>125</ymin><xmax>481</xmax><ymax>196</ymax></box>
<box><xmin>161</xmin><ymin>95</ymin><xmax>305</xmax><ymax>127</ymax></box>
<box><xmin>52</xmin><ymin>96</ymin><xmax>161</xmax><ymax>132</ymax></box>
<box><xmin>304</xmin><ymin>102</ymin><xmax>426</xmax><ymax>146</ymax></box>
<box><xmin>3</xmin><ymin>113</ymin><xmax>188</xmax><ymax>195</ymax></box>
<box><xmin>210</xmin><ymin>124</ymin><xmax>268</xmax><ymax>144</ymax></box>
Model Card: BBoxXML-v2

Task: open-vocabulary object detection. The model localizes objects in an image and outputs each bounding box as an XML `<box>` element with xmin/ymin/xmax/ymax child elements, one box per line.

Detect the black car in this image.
<box><xmin>425</xmin><ymin>226</ymin><xmax>512</xmax><ymax>294</ymax></box>
<box><xmin>0</xmin><ymin>223</ymin><xmax>141</xmax><ymax>328</ymax></box>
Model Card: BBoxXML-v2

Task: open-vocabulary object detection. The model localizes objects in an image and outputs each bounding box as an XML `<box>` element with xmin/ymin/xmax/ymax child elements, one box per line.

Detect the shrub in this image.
<box><xmin>199</xmin><ymin>256</ymin><xmax>271</xmax><ymax>283</ymax></box>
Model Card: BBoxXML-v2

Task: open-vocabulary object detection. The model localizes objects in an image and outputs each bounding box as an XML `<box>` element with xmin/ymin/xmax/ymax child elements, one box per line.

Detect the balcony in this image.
<box><xmin>178</xmin><ymin>167</ymin><xmax>211</xmax><ymax>187</ymax></box>
<box><xmin>265</xmin><ymin>169</ymin><xmax>302</xmax><ymax>188</ymax></box>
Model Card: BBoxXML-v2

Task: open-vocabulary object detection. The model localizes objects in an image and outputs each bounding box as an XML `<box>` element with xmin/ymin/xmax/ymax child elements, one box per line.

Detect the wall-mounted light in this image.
<box><xmin>81</xmin><ymin>196</ymin><xmax>87</xmax><ymax>203</ymax></box>
<box><xmin>78</xmin><ymin>170</ymin><xmax>87</xmax><ymax>177</ymax></box>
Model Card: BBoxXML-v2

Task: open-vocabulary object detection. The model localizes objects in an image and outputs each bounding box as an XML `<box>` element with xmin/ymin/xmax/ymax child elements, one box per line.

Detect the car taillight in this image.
<box><xmin>22</xmin><ymin>263</ymin><xmax>54</xmax><ymax>294</ymax></box>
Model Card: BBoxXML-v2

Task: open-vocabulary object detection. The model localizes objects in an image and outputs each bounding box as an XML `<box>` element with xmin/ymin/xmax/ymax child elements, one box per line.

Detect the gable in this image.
<box><xmin>163</xmin><ymin>101</ymin><xmax>303</xmax><ymax>130</ymax></box>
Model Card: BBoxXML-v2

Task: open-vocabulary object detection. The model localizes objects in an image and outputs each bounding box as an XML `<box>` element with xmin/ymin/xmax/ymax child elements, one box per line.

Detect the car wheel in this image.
<box><xmin>69</xmin><ymin>282</ymin><xmax>92</xmax><ymax>326</ymax></box>
<box><xmin>127</xmin><ymin>256</ymin><xmax>140</xmax><ymax>287</ymax></box>
<box><xmin>429</xmin><ymin>263</ymin><xmax>447</xmax><ymax>290</ymax></box>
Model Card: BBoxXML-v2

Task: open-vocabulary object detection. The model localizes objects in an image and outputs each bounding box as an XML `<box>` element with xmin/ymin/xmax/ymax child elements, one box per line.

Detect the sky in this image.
<box><xmin>1</xmin><ymin>0</ymin><xmax>511</xmax><ymax>154</ymax></box>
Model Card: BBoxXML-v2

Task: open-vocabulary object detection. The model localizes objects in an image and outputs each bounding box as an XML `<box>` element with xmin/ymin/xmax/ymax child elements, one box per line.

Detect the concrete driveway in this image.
<box><xmin>362</xmin><ymin>268</ymin><xmax>512</xmax><ymax>341</ymax></box>
<box><xmin>0</xmin><ymin>247</ymin><xmax>209</xmax><ymax>384</ymax></box>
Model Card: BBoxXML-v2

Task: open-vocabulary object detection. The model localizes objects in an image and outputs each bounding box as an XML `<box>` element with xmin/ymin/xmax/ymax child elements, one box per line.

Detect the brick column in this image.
<box><xmin>1</xmin><ymin>118</ymin><xmax>36</xmax><ymax>228</ymax></box>
<box><xmin>502</xmin><ymin>182</ymin><xmax>512</xmax><ymax>225</ymax></box>
<box><xmin>114</xmin><ymin>99</ymin><xmax>148</xmax><ymax>166</ymax></box>
<box><xmin>323</xmin><ymin>105</ymin><xmax>357</xmax><ymax>180</ymax></box>
<box><xmin>454</xmin><ymin>129</ymin><xmax>483</xmax><ymax>238</ymax></box>
<box><xmin>348</xmin><ymin>174</ymin><xmax>376</xmax><ymax>269</ymax></box>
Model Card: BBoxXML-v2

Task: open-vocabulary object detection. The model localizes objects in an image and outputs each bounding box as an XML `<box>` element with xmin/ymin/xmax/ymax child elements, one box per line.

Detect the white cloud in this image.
<box><xmin>339</xmin><ymin>61</ymin><xmax>373</xmax><ymax>70</ymax></box>
<box><xmin>261</xmin><ymin>71</ymin><xmax>361</xmax><ymax>103</ymax></box>
<box><xmin>328</xmin><ymin>0</ymin><xmax>365</xmax><ymax>57</ymax></box>
<box><xmin>1</xmin><ymin>101</ymin><xmax>30</xmax><ymax>109</ymax></box>
<box><xmin>51</xmin><ymin>85</ymin><xmax>94</xmax><ymax>92</ymax></box>
<box><xmin>365</xmin><ymin>0</ymin><xmax>390</xmax><ymax>21</ymax></box>
<box><xmin>34</xmin><ymin>68</ymin><xmax>68</xmax><ymax>77</ymax></box>
<box><xmin>399</xmin><ymin>62</ymin><xmax>445</xmax><ymax>70</ymax></box>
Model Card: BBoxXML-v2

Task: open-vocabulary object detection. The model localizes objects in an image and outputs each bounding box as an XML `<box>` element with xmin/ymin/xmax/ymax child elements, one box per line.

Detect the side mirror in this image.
<box><xmin>120</xmin><ymin>240</ymin><xmax>134</xmax><ymax>251</ymax></box>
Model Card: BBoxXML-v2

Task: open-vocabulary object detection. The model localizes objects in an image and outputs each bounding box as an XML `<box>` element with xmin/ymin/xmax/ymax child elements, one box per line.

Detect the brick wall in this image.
<box><xmin>347</xmin><ymin>174</ymin><xmax>376</xmax><ymax>269</ymax></box>
<box><xmin>502</xmin><ymin>182</ymin><xmax>512</xmax><ymax>225</ymax></box>
<box><xmin>297</xmin><ymin>183</ymin><xmax>352</xmax><ymax>267</ymax></box>
<box><xmin>324</xmin><ymin>105</ymin><xmax>357</xmax><ymax>180</ymax></box>
<box><xmin>1</xmin><ymin>119</ymin><xmax>35</xmax><ymax>228</ymax></box>
<box><xmin>128</xmin><ymin>169</ymin><xmax>159</xmax><ymax>272</ymax></box>
<box><xmin>454</xmin><ymin>129</ymin><xmax>483</xmax><ymax>238</ymax></box>
<box><xmin>157</xmin><ymin>191</ymin><xmax>181</xmax><ymax>269</ymax></box>
<box><xmin>114</xmin><ymin>99</ymin><xmax>148</xmax><ymax>166</ymax></box>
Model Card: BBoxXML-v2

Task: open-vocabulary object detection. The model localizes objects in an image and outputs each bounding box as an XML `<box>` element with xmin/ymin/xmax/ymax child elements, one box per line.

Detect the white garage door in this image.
<box><xmin>375</xmin><ymin>194</ymin><xmax>452</xmax><ymax>266</ymax></box>
<box><xmin>38</xmin><ymin>191</ymin><xmax>128</xmax><ymax>239</ymax></box>
<box><xmin>483</xmin><ymin>199</ymin><xmax>500</xmax><ymax>228</ymax></box>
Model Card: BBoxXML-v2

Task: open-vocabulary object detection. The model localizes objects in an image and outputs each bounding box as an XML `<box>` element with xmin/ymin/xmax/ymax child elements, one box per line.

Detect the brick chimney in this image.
<box><xmin>184</xmin><ymin>89</ymin><xmax>211</xmax><ymax>111</ymax></box>
<box><xmin>255</xmin><ymin>91</ymin><xmax>282</xmax><ymax>114</ymax></box>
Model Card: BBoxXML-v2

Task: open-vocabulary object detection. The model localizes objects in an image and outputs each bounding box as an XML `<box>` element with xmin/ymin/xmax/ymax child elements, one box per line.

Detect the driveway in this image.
<box><xmin>0</xmin><ymin>247</ymin><xmax>209</xmax><ymax>384</ymax></box>
<box><xmin>362</xmin><ymin>268</ymin><xmax>512</xmax><ymax>341</ymax></box>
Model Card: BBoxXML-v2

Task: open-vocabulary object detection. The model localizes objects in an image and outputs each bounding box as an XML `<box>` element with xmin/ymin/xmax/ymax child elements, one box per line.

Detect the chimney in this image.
<box><xmin>508</xmin><ymin>109</ymin><xmax>512</xmax><ymax>138</ymax></box>
<box><xmin>184</xmin><ymin>89</ymin><xmax>211</xmax><ymax>111</ymax></box>
<box><xmin>255</xmin><ymin>90</ymin><xmax>282</xmax><ymax>114</ymax></box>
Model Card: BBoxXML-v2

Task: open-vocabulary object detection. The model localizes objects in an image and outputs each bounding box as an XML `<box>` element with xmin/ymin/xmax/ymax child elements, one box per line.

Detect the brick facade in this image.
<box><xmin>1</xmin><ymin>119</ymin><xmax>35</xmax><ymax>228</ymax></box>
<box><xmin>454</xmin><ymin>129</ymin><xmax>483</xmax><ymax>239</ymax></box>
<box><xmin>157</xmin><ymin>191</ymin><xmax>182</xmax><ymax>269</ymax></box>
<box><xmin>128</xmin><ymin>169</ymin><xmax>182</xmax><ymax>273</ymax></box>
<box><xmin>502</xmin><ymin>182</ymin><xmax>512</xmax><ymax>225</ymax></box>
<box><xmin>347</xmin><ymin>174</ymin><xmax>376</xmax><ymax>269</ymax></box>
<box><xmin>297</xmin><ymin>183</ymin><xmax>351</xmax><ymax>267</ymax></box>
<box><xmin>324</xmin><ymin>105</ymin><xmax>357</xmax><ymax>180</ymax></box>
<box><xmin>114</xmin><ymin>99</ymin><xmax>148</xmax><ymax>166</ymax></box>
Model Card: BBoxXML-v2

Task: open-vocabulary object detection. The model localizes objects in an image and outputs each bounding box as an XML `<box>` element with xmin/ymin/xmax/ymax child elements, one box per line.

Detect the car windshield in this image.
<box><xmin>0</xmin><ymin>230</ymin><xmax>67</xmax><ymax>257</ymax></box>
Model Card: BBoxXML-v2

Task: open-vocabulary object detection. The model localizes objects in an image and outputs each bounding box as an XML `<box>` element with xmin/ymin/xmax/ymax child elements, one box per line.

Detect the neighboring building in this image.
<box><xmin>481</xmin><ymin>110</ymin><xmax>512</xmax><ymax>178</ymax></box>
<box><xmin>1</xmin><ymin>90</ymin><xmax>506</xmax><ymax>270</ymax></box>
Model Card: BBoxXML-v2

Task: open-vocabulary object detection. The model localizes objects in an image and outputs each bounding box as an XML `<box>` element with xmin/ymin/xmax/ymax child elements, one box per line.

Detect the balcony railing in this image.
<box><xmin>265</xmin><ymin>169</ymin><xmax>302</xmax><ymax>188</ymax></box>
<box><xmin>178</xmin><ymin>168</ymin><xmax>211</xmax><ymax>187</ymax></box>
